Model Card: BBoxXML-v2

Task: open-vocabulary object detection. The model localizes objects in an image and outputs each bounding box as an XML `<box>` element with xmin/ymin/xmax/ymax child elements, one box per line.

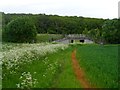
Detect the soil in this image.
<box><xmin>71</xmin><ymin>49</ymin><xmax>92</xmax><ymax>88</ymax></box>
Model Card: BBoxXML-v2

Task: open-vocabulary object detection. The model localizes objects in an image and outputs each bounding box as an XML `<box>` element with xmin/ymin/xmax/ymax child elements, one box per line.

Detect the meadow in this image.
<box><xmin>2</xmin><ymin>42</ymin><xmax>69</xmax><ymax>88</ymax></box>
<box><xmin>36</xmin><ymin>34</ymin><xmax>64</xmax><ymax>43</ymax></box>
<box><xmin>1</xmin><ymin>42</ymin><xmax>119</xmax><ymax>88</ymax></box>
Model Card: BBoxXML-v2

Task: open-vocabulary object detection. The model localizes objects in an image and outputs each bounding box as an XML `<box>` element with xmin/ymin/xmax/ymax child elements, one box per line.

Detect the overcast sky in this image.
<box><xmin>0</xmin><ymin>0</ymin><xmax>119</xmax><ymax>19</ymax></box>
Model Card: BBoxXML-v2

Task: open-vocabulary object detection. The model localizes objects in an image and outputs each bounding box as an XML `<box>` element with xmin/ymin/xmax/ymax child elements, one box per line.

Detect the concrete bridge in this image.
<box><xmin>54</xmin><ymin>34</ymin><xmax>94</xmax><ymax>44</ymax></box>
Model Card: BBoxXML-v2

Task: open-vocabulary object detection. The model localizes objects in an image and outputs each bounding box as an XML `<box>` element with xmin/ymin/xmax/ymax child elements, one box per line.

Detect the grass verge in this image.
<box><xmin>2</xmin><ymin>43</ymin><xmax>81</xmax><ymax>88</ymax></box>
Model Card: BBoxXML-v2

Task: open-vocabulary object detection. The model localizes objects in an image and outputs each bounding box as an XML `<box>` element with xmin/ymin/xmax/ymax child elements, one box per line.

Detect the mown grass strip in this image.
<box><xmin>52</xmin><ymin>46</ymin><xmax>81</xmax><ymax>88</ymax></box>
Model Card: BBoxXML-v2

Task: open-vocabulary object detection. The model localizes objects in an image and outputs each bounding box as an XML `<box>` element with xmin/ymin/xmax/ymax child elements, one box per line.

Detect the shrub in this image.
<box><xmin>2</xmin><ymin>17</ymin><xmax>37</xmax><ymax>43</ymax></box>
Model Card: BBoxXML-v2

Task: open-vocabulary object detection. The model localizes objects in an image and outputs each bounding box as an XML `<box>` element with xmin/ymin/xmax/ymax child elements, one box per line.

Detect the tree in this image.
<box><xmin>2</xmin><ymin>17</ymin><xmax>37</xmax><ymax>43</ymax></box>
<box><xmin>82</xmin><ymin>28</ymin><xmax>88</xmax><ymax>35</ymax></box>
<box><xmin>3</xmin><ymin>13</ymin><xmax>105</xmax><ymax>35</ymax></box>
<box><xmin>102</xmin><ymin>19</ymin><xmax>119</xmax><ymax>44</ymax></box>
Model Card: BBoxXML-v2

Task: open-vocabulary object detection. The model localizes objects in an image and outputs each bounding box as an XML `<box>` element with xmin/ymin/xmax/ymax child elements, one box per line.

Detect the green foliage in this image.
<box><xmin>34</xmin><ymin>15</ymin><xmax>51</xmax><ymax>33</ymax></box>
<box><xmin>3</xmin><ymin>13</ymin><xmax>104</xmax><ymax>35</ymax></box>
<box><xmin>2</xmin><ymin>17</ymin><xmax>37</xmax><ymax>43</ymax></box>
<box><xmin>87</xmin><ymin>28</ymin><xmax>102</xmax><ymax>43</ymax></box>
<box><xmin>82</xmin><ymin>28</ymin><xmax>88</xmax><ymax>35</ymax></box>
<box><xmin>102</xmin><ymin>19</ymin><xmax>120</xmax><ymax>44</ymax></box>
<box><xmin>2</xmin><ymin>13</ymin><xmax>120</xmax><ymax>44</ymax></box>
<box><xmin>83</xmin><ymin>19</ymin><xmax>120</xmax><ymax>44</ymax></box>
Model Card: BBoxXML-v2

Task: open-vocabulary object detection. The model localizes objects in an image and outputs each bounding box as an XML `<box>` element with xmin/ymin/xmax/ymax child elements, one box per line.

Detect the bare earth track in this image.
<box><xmin>71</xmin><ymin>49</ymin><xmax>93</xmax><ymax>88</ymax></box>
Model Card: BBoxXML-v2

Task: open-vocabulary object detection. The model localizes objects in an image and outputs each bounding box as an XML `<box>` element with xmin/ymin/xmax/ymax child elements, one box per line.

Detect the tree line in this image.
<box><xmin>2</xmin><ymin>13</ymin><xmax>120</xmax><ymax>44</ymax></box>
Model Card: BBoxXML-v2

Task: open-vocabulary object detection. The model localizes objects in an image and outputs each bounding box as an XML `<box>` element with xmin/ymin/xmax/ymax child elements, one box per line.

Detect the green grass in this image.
<box><xmin>36</xmin><ymin>34</ymin><xmax>64</xmax><ymax>43</ymax></box>
<box><xmin>52</xmin><ymin>45</ymin><xmax>81</xmax><ymax>88</ymax></box>
<box><xmin>76</xmin><ymin>44</ymin><xmax>119</xmax><ymax>88</ymax></box>
<box><xmin>2</xmin><ymin>43</ymin><xmax>119</xmax><ymax>88</ymax></box>
<box><xmin>2</xmin><ymin>44</ymin><xmax>81</xmax><ymax>88</ymax></box>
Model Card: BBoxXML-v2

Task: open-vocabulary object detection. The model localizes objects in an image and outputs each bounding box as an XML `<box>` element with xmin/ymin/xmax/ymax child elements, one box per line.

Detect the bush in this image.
<box><xmin>2</xmin><ymin>17</ymin><xmax>37</xmax><ymax>43</ymax></box>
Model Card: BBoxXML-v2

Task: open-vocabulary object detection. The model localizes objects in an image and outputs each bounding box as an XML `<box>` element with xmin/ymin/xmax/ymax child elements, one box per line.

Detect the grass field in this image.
<box><xmin>36</xmin><ymin>34</ymin><xmax>64</xmax><ymax>43</ymax></box>
<box><xmin>2</xmin><ymin>43</ymin><xmax>119</xmax><ymax>88</ymax></box>
<box><xmin>76</xmin><ymin>44</ymin><xmax>119</xmax><ymax>88</ymax></box>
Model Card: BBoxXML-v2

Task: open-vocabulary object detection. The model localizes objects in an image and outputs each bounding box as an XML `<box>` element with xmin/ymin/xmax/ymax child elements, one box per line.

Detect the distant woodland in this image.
<box><xmin>2</xmin><ymin>13</ymin><xmax>120</xmax><ymax>44</ymax></box>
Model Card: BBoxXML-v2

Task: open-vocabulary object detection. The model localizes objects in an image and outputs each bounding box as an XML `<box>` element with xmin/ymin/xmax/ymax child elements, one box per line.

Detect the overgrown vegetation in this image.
<box><xmin>2</xmin><ymin>43</ymin><xmax>82</xmax><ymax>88</ymax></box>
<box><xmin>2</xmin><ymin>43</ymin><xmax>69</xmax><ymax>88</ymax></box>
<box><xmin>2</xmin><ymin>17</ymin><xmax>37</xmax><ymax>43</ymax></box>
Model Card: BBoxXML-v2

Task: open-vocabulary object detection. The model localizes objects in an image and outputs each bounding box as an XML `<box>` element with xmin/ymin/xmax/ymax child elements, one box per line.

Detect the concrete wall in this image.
<box><xmin>54</xmin><ymin>39</ymin><xmax>94</xmax><ymax>44</ymax></box>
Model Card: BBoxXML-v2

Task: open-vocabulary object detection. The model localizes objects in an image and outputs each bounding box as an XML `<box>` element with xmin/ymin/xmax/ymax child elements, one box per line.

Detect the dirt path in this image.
<box><xmin>71</xmin><ymin>49</ymin><xmax>92</xmax><ymax>88</ymax></box>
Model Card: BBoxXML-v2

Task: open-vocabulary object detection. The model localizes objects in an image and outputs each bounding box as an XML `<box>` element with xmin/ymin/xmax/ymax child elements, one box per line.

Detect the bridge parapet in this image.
<box><xmin>65</xmin><ymin>34</ymin><xmax>87</xmax><ymax>39</ymax></box>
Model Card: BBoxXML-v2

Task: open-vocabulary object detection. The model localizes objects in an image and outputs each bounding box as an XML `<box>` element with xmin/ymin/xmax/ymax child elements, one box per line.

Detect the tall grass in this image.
<box><xmin>2</xmin><ymin>43</ymin><xmax>82</xmax><ymax>88</ymax></box>
<box><xmin>2</xmin><ymin>43</ymin><xmax>68</xmax><ymax>88</ymax></box>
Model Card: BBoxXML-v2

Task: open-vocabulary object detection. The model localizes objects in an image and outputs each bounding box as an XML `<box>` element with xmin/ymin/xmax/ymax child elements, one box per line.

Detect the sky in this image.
<box><xmin>0</xmin><ymin>0</ymin><xmax>119</xmax><ymax>19</ymax></box>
